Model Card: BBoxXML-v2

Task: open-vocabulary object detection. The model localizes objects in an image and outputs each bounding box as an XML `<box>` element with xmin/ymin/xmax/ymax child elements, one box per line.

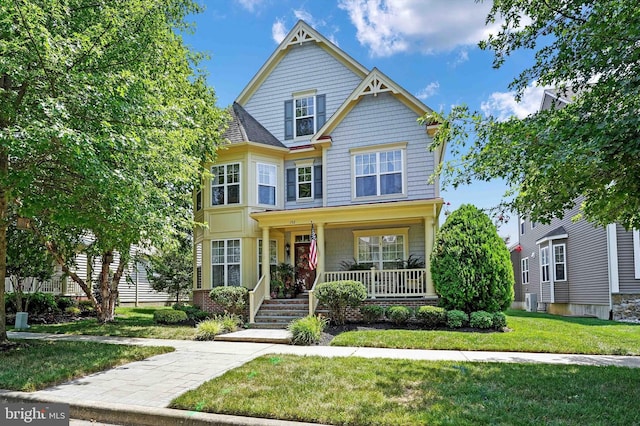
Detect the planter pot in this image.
<box><xmin>15</xmin><ymin>312</ymin><xmax>29</xmax><ymax>330</ymax></box>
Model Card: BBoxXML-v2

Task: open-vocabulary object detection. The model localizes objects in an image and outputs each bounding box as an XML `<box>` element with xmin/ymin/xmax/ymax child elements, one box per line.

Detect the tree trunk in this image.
<box><xmin>0</xmin><ymin>148</ymin><xmax>9</xmax><ymax>343</ymax></box>
<box><xmin>96</xmin><ymin>250</ymin><xmax>126</xmax><ymax>323</ymax></box>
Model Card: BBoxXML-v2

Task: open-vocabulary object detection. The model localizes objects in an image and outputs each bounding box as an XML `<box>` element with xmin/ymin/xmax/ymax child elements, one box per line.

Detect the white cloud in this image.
<box><xmin>294</xmin><ymin>9</ymin><xmax>327</xmax><ymax>28</ymax></box>
<box><xmin>272</xmin><ymin>18</ymin><xmax>287</xmax><ymax>44</ymax></box>
<box><xmin>481</xmin><ymin>84</ymin><xmax>548</xmax><ymax>121</ymax></box>
<box><xmin>416</xmin><ymin>81</ymin><xmax>440</xmax><ymax>100</ymax></box>
<box><xmin>236</xmin><ymin>0</ymin><xmax>264</xmax><ymax>13</ymax></box>
<box><xmin>449</xmin><ymin>48</ymin><xmax>469</xmax><ymax>68</ymax></box>
<box><xmin>338</xmin><ymin>0</ymin><xmax>500</xmax><ymax>57</ymax></box>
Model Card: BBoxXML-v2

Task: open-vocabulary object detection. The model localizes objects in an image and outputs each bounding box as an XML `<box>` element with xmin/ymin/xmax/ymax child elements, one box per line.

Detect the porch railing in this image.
<box><xmin>324</xmin><ymin>268</ymin><xmax>428</xmax><ymax>298</ymax></box>
<box><xmin>249</xmin><ymin>274</ymin><xmax>268</xmax><ymax>323</ymax></box>
<box><xmin>308</xmin><ymin>268</ymin><xmax>430</xmax><ymax>315</ymax></box>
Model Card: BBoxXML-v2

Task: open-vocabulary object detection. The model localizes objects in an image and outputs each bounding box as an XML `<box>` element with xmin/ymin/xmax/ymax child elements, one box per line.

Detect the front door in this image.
<box><xmin>294</xmin><ymin>242</ymin><xmax>316</xmax><ymax>290</ymax></box>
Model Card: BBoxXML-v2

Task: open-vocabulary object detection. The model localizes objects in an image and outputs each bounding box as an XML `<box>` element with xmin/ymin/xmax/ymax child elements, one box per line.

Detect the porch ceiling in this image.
<box><xmin>250</xmin><ymin>198</ymin><xmax>443</xmax><ymax>229</ymax></box>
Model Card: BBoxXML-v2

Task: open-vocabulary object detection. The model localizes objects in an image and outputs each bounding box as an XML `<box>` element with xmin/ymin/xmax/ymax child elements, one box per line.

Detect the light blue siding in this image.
<box><xmin>325</xmin><ymin>92</ymin><xmax>435</xmax><ymax>207</ymax></box>
<box><xmin>284</xmin><ymin>157</ymin><xmax>323</xmax><ymax>210</ymax></box>
<box><xmin>244</xmin><ymin>43</ymin><xmax>363</xmax><ymax>144</ymax></box>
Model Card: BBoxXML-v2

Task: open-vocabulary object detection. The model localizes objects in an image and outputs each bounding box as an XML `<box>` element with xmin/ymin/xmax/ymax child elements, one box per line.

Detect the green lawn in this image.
<box><xmin>22</xmin><ymin>307</ymin><xmax>197</xmax><ymax>340</ymax></box>
<box><xmin>171</xmin><ymin>354</ymin><xmax>640</xmax><ymax>426</ymax></box>
<box><xmin>330</xmin><ymin>310</ymin><xmax>640</xmax><ymax>355</ymax></box>
<box><xmin>0</xmin><ymin>340</ymin><xmax>172</xmax><ymax>391</ymax></box>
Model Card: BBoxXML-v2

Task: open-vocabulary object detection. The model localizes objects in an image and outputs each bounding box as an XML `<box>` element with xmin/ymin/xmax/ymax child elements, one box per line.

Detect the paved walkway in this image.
<box><xmin>4</xmin><ymin>331</ymin><xmax>640</xmax><ymax>425</ymax></box>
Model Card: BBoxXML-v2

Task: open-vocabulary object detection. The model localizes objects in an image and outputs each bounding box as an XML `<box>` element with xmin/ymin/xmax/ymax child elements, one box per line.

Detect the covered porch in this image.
<box><xmin>248</xmin><ymin>199</ymin><xmax>442</xmax><ymax>323</ymax></box>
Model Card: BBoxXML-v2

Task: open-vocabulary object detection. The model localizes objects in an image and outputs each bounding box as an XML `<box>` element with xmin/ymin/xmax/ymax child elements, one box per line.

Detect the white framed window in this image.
<box><xmin>257</xmin><ymin>163</ymin><xmax>277</xmax><ymax>205</ymax></box>
<box><xmin>540</xmin><ymin>246</ymin><xmax>550</xmax><ymax>282</ymax></box>
<box><xmin>211</xmin><ymin>163</ymin><xmax>240</xmax><ymax>205</ymax></box>
<box><xmin>520</xmin><ymin>218</ymin><xmax>526</xmax><ymax>235</ymax></box>
<box><xmin>554</xmin><ymin>244</ymin><xmax>566</xmax><ymax>281</ymax></box>
<box><xmin>353</xmin><ymin>149</ymin><xmax>404</xmax><ymax>198</ymax></box>
<box><xmin>521</xmin><ymin>257</ymin><xmax>529</xmax><ymax>285</ymax></box>
<box><xmin>196</xmin><ymin>190</ymin><xmax>202</xmax><ymax>211</ymax></box>
<box><xmin>195</xmin><ymin>243</ymin><xmax>202</xmax><ymax>289</ymax></box>
<box><xmin>258</xmin><ymin>239</ymin><xmax>277</xmax><ymax>278</ymax></box>
<box><xmin>297</xmin><ymin>166</ymin><xmax>313</xmax><ymax>200</ymax></box>
<box><xmin>211</xmin><ymin>239</ymin><xmax>241</xmax><ymax>287</ymax></box>
<box><xmin>633</xmin><ymin>230</ymin><xmax>640</xmax><ymax>279</ymax></box>
<box><xmin>354</xmin><ymin>228</ymin><xmax>408</xmax><ymax>270</ymax></box>
<box><xmin>531</xmin><ymin>221</ymin><xmax>537</xmax><ymax>229</ymax></box>
<box><xmin>295</xmin><ymin>96</ymin><xmax>315</xmax><ymax>137</ymax></box>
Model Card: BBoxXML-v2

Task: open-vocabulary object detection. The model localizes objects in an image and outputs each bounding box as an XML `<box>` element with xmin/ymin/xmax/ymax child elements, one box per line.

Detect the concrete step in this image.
<box><xmin>257</xmin><ymin>309</ymin><xmax>309</xmax><ymax>317</ymax></box>
<box><xmin>214</xmin><ymin>329</ymin><xmax>292</xmax><ymax>343</ymax></box>
<box><xmin>250</xmin><ymin>322</ymin><xmax>289</xmax><ymax>330</ymax></box>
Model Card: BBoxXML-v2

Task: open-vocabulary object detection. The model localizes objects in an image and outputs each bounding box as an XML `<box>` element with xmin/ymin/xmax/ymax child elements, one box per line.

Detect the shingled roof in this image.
<box><xmin>223</xmin><ymin>102</ymin><xmax>285</xmax><ymax>148</ymax></box>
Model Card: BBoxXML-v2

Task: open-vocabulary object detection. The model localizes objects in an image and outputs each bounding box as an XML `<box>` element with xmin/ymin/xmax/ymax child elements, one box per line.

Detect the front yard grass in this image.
<box><xmin>170</xmin><ymin>354</ymin><xmax>640</xmax><ymax>426</ymax></box>
<box><xmin>330</xmin><ymin>310</ymin><xmax>640</xmax><ymax>355</ymax></box>
<box><xmin>22</xmin><ymin>307</ymin><xmax>197</xmax><ymax>340</ymax></box>
<box><xmin>0</xmin><ymin>340</ymin><xmax>172</xmax><ymax>391</ymax></box>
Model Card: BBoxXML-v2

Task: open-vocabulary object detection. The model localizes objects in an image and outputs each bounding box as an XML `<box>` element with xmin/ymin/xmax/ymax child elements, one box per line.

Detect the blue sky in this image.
<box><xmin>183</xmin><ymin>0</ymin><xmax>546</xmax><ymax>242</ymax></box>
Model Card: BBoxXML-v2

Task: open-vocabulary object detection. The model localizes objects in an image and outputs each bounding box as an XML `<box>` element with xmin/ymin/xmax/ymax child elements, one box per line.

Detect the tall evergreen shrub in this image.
<box><xmin>431</xmin><ymin>204</ymin><xmax>514</xmax><ymax>313</ymax></box>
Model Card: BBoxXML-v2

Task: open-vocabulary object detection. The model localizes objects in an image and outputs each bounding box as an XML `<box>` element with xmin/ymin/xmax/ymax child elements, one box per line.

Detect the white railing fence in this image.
<box><xmin>249</xmin><ymin>274</ymin><xmax>268</xmax><ymax>323</ymax></box>
<box><xmin>323</xmin><ymin>268</ymin><xmax>427</xmax><ymax>299</ymax></box>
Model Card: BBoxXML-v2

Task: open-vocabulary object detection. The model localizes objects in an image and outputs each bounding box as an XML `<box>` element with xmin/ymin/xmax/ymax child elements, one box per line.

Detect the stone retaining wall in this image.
<box><xmin>612</xmin><ymin>294</ymin><xmax>640</xmax><ymax>322</ymax></box>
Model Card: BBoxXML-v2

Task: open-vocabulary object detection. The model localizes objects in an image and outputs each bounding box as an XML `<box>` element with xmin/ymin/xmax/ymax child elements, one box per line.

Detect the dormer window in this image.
<box><xmin>284</xmin><ymin>93</ymin><xmax>326</xmax><ymax>140</ymax></box>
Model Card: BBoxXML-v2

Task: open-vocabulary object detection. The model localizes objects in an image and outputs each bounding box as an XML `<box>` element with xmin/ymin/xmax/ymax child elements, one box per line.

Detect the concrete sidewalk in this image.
<box><xmin>4</xmin><ymin>331</ymin><xmax>640</xmax><ymax>425</ymax></box>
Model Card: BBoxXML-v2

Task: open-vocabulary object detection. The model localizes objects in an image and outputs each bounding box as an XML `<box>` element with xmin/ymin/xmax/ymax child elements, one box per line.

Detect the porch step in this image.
<box><xmin>252</xmin><ymin>295</ymin><xmax>318</xmax><ymax>329</ymax></box>
<box><xmin>215</xmin><ymin>329</ymin><xmax>292</xmax><ymax>343</ymax></box>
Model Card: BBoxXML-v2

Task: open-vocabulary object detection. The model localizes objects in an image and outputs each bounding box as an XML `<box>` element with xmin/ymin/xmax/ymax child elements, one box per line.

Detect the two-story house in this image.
<box><xmin>193</xmin><ymin>21</ymin><xmax>445</xmax><ymax>325</ymax></box>
<box><xmin>512</xmin><ymin>89</ymin><xmax>640</xmax><ymax>321</ymax></box>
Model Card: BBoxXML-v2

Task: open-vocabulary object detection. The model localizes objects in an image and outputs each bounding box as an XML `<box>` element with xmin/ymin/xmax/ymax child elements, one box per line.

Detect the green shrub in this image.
<box><xmin>288</xmin><ymin>315</ymin><xmax>328</xmax><ymax>345</ymax></box>
<box><xmin>386</xmin><ymin>305</ymin><xmax>412</xmax><ymax>325</ymax></box>
<box><xmin>431</xmin><ymin>204</ymin><xmax>514</xmax><ymax>313</ymax></box>
<box><xmin>18</xmin><ymin>292</ymin><xmax>58</xmax><ymax>315</ymax></box>
<box><xmin>360</xmin><ymin>305</ymin><xmax>385</xmax><ymax>323</ymax></box>
<box><xmin>56</xmin><ymin>296</ymin><xmax>77</xmax><ymax>311</ymax></box>
<box><xmin>195</xmin><ymin>319</ymin><xmax>226</xmax><ymax>341</ymax></box>
<box><xmin>416</xmin><ymin>306</ymin><xmax>447</xmax><ymax>328</ymax></box>
<box><xmin>315</xmin><ymin>280</ymin><xmax>367</xmax><ymax>325</ymax></box>
<box><xmin>78</xmin><ymin>300</ymin><xmax>95</xmax><ymax>313</ymax></box>
<box><xmin>65</xmin><ymin>306</ymin><xmax>81</xmax><ymax>316</ymax></box>
<box><xmin>446</xmin><ymin>310</ymin><xmax>469</xmax><ymax>328</ymax></box>
<box><xmin>174</xmin><ymin>304</ymin><xmax>209</xmax><ymax>321</ymax></box>
<box><xmin>153</xmin><ymin>309</ymin><xmax>188</xmax><ymax>324</ymax></box>
<box><xmin>492</xmin><ymin>312</ymin><xmax>507</xmax><ymax>329</ymax></box>
<box><xmin>470</xmin><ymin>311</ymin><xmax>494</xmax><ymax>329</ymax></box>
<box><xmin>4</xmin><ymin>293</ymin><xmax>16</xmax><ymax>314</ymax></box>
<box><xmin>209</xmin><ymin>286</ymin><xmax>249</xmax><ymax>317</ymax></box>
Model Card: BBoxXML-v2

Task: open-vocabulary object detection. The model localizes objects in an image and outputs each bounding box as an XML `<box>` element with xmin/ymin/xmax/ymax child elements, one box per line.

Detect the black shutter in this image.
<box><xmin>314</xmin><ymin>165</ymin><xmax>322</xmax><ymax>199</ymax></box>
<box><xmin>286</xmin><ymin>168</ymin><xmax>296</xmax><ymax>201</ymax></box>
<box><xmin>316</xmin><ymin>94</ymin><xmax>326</xmax><ymax>130</ymax></box>
<box><xmin>284</xmin><ymin>100</ymin><xmax>293</xmax><ymax>140</ymax></box>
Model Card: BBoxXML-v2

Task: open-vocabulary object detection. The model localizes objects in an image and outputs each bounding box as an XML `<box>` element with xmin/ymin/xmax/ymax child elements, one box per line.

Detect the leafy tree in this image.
<box><xmin>431</xmin><ymin>204</ymin><xmax>514</xmax><ymax>313</ymax></box>
<box><xmin>0</xmin><ymin>0</ymin><xmax>227</xmax><ymax>340</ymax></box>
<box><xmin>6</xmin><ymin>223</ymin><xmax>55</xmax><ymax>313</ymax></box>
<box><xmin>146</xmin><ymin>241</ymin><xmax>193</xmax><ymax>305</ymax></box>
<box><xmin>422</xmin><ymin>0</ymin><xmax>640</xmax><ymax>229</ymax></box>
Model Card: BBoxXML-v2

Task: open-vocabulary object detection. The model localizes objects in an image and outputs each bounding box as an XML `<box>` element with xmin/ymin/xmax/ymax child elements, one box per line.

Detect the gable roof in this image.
<box><xmin>311</xmin><ymin>67</ymin><xmax>434</xmax><ymax>140</ymax></box>
<box><xmin>223</xmin><ymin>102</ymin><xmax>285</xmax><ymax>148</ymax></box>
<box><xmin>536</xmin><ymin>226</ymin><xmax>569</xmax><ymax>245</ymax></box>
<box><xmin>235</xmin><ymin>20</ymin><xmax>369</xmax><ymax>105</ymax></box>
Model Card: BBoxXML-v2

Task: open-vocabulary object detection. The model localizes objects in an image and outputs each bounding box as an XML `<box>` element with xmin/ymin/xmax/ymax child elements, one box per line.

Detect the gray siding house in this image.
<box><xmin>193</xmin><ymin>21</ymin><xmax>445</xmax><ymax>323</ymax></box>
<box><xmin>512</xmin><ymin>90</ymin><xmax>640</xmax><ymax>321</ymax></box>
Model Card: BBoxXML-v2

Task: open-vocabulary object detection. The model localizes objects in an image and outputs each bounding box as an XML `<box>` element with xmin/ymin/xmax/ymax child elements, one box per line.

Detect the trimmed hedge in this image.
<box><xmin>360</xmin><ymin>305</ymin><xmax>385</xmax><ymax>323</ymax></box>
<box><xmin>446</xmin><ymin>310</ymin><xmax>469</xmax><ymax>328</ymax></box>
<box><xmin>315</xmin><ymin>280</ymin><xmax>367</xmax><ymax>325</ymax></box>
<box><xmin>416</xmin><ymin>306</ymin><xmax>447</xmax><ymax>327</ymax></box>
<box><xmin>153</xmin><ymin>309</ymin><xmax>188</xmax><ymax>324</ymax></box>
<box><xmin>470</xmin><ymin>311</ymin><xmax>494</xmax><ymax>329</ymax></box>
<box><xmin>386</xmin><ymin>305</ymin><xmax>412</xmax><ymax>325</ymax></box>
<box><xmin>209</xmin><ymin>286</ymin><xmax>248</xmax><ymax>317</ymax></box>
<box><xmin>493</xmin><ymin>311</ymin><xmax>508</xmax><ymax>329</ymax></box>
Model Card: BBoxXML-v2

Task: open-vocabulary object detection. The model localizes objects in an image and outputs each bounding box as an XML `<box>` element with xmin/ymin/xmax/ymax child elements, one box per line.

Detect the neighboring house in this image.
<box><xmin>192</xmin><ymin>21</ymin><xmax>445</xmax><ymax>323</ymax></box>
<box><xmin>5</xmin><ymin>246</ymin><xmax>178</xmax><ymax>306</ymax></box>
<box><xmin>512</xmin><ymin>89</ymin><xmax>640</xmax><ymax>321</ymax></box>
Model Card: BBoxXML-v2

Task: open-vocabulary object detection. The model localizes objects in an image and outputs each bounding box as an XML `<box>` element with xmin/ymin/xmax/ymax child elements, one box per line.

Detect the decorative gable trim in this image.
<box><xmin>312</xmin><ymin>67</ymin><xmax>432</xmax><ymax>142</ymax></box>
<box><xmin>236</xmin><ymin>20</ymin><xmax>368</xmax><ymax>105</ymax></box>
<box><xmin>286</xmin><ymin>26</ymin><xmax>319</xmax><ymax>46</ymax></box>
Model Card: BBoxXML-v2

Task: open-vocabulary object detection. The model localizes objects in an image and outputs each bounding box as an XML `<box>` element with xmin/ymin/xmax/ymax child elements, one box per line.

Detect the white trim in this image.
<box><xmin>295</xmin><ymin>164</ymin><xmax>313</xmax><ymax>201</ymax></box>
<box><xmin>211</xmin><ymin>239</ymin><xmax>242</xmax><ymax>287</ymax></box>
<box><xmin>352</xmin><ymin>147</ymin><xmax>406</xmax><ymax>199</ymax></box>
<box><xmin>548</xmin><ymin>241</ymin><xmax>555</xmax><ymax>303</ymax></box>
<box><xmin>553</xmin><ymin>243</ymin><xmax>567</xmax><ymax>282</ymax></box>
<box><xmin>607</xmin><ymin>224</ymin><xmax>620</xmax><ymax>293</ymax></box>
<box><xmin>633</xmin><ymin>230</ymin><xmax>640</xmax><ymax>280</ymax></box>
<box><xmin>210</xmin><ymin>162</ymin><xmax>241</xmax><ymax>206</ymax></box>
<box><xmin>540</xmin><ymin>246</ymin><xmax>550</xmax><ymax>283</ymax></box>
<box><xmin>535</xmin><ymin>233</ymin><xmax>568</xmax><ymax>245</ymax></box>
<box><xmin>521</xmin><ymin>257</ymin><xmax>529</xmax><ymax>285</ymax></box>
<box><xmin>256</xmin><ymin>162</ymin><xmax>277</xmax><ymax>206</ymax></box>
<box><xmin>520</xmin><ymin>217</ymin><xmax>525</xmax><ymax>236</ymax></box>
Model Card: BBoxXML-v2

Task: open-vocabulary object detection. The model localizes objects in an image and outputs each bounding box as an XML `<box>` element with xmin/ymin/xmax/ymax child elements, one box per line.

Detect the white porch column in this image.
<box><xmin>425</xmin><ymin>216</ymin><xmax>435</xmax><ymax>295</ymax></box>
<box><xmin>317</xmin><ymin>222</ymin><xmax>325</xmax><ymax>274</ymax></box>
<box><xmin>262</xmin><ymin>226</ymin><xmax>271</xmax><ymax>300</ymax></box>
<box><xmin>548</xmin><ymin>240</ymin><xmax>555</xmax><ymax>303</ymax></box>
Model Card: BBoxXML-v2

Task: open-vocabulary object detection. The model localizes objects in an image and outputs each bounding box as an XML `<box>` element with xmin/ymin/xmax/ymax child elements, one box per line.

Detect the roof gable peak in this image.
<box><xmin>285</xmin><ymin>20</ymin><xmax>320</xmax><ymax>46</ymax></box>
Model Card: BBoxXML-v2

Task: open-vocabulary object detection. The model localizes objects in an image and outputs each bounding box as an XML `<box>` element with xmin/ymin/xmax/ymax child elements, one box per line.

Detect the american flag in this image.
<box><xmin>309</xmin><ymin>223</ymin><xmax>318</xmax><ymax>271</ymax></box>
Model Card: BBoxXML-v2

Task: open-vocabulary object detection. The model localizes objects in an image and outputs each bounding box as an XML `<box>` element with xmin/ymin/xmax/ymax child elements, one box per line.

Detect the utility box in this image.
<box><xmin>525</xmin><ymin>293</ymin><xmax>538</xmax><ymax>312</ymax></box>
